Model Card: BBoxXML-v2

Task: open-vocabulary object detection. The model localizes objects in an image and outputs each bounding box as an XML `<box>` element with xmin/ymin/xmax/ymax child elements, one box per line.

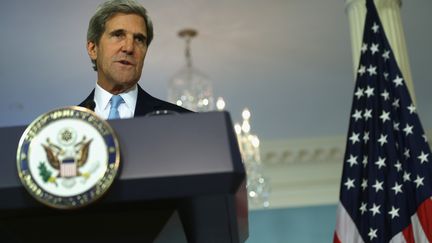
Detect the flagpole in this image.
<box><xmin>345</xmin><ymin>0</ymin><xmax>416</xmax><ymax>103</ymax></box>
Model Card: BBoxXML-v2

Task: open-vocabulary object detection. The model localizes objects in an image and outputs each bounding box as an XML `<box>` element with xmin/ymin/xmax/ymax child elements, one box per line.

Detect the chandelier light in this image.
<box><xmin>169</xmin><ymin>29</ymin><xmax>270</xmax><ymax>208</ymax></box>
<box><xmin>234</xmin><ymin>109</ymin><xmax>270</xmax><ymax>208</ymax></box>
<box><xmin>168</xmin><ymin>29</ymin><xmax>214</xmax><ymax>112</ymax></box>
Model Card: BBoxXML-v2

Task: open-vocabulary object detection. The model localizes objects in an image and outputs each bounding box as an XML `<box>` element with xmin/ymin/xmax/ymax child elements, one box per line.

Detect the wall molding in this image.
<box><xmin>255</xmin><ymin>129</ymin><xmax>431</xmax><ymax>210</ymax></box>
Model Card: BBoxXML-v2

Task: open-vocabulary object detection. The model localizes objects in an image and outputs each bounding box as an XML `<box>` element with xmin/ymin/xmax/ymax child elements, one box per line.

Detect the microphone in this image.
<box><xmin>145</xmin><ymin>109</ymin><xmax>178</xmax><ymax>117</ymax></box>
<box><xmin>83</xmin><ymin>100</ymin><xmax>96</xmax><ymax>111</ymax></box>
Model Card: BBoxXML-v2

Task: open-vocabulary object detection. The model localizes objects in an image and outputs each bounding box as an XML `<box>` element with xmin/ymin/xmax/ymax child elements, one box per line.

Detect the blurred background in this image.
<box><xmin>1</xmin><ymin>0</ymin><xmax>431</xmax><ymax>242</ymax></box>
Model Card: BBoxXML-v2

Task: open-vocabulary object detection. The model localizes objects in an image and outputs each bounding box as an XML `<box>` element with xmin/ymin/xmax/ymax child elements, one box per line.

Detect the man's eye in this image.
<box><xmin>111</xmin><ymin>31</ymin><xmax>124</xmax><ymax>38</ymax></box>
<box><xmin>135</xmin><ymin>37</ymin><xmax>145</xmax><ymax>43</ymax></box>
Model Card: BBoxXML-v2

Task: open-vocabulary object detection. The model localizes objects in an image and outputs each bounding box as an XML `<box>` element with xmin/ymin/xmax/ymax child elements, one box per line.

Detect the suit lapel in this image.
<box><xmin>78</xmin><ymin>89</ymin><xmax>95</xmax><ymax>110</ymax></box>
<box><xmin>134</xmin><ymin>85</ymin><xmax>159</xmax><ymax>116</ymax></box>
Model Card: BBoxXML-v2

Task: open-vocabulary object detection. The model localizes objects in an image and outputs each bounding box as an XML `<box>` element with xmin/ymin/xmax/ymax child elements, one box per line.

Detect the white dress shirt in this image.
<box><xmin>93</xmin><ymin>83</ymin><xmax>138</xmax><ymax>119</ymax></box>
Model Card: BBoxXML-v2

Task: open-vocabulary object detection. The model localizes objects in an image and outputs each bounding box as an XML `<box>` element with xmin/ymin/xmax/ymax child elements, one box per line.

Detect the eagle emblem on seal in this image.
<box><xmin>42</xmin><ymin>136</ymin><xmax>92</xmax><ymax>178</ymax></box>
<box><xmin>38</xmin><ymin>128</ymin><xmax>98</xmax><ymax>187</ymax></box>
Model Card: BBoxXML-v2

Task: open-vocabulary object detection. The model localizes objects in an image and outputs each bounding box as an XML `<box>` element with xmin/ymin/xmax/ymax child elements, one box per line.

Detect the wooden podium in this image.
<box><xmin>0</xmin><ymin>112</ymin><xmax>248</xmax><ymax>243</ymax></box>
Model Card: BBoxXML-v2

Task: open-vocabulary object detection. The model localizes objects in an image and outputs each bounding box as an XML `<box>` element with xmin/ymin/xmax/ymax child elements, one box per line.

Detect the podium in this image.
<box><xmin>0</xmin><ymin>112</ymin><xmax>248</xmax><ymax>243</ymax></box>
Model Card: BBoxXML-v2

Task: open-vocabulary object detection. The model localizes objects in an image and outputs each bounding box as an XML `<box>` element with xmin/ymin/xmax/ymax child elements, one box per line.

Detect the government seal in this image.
<box><xmin>16</xmin><ymin>106</ymin><xmax>120</xmax><ymax>209</ymax></box>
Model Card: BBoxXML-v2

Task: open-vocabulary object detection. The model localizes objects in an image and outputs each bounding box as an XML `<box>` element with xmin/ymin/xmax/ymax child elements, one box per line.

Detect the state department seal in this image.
<box><xmin>16</xmin><ymin>106</ymin><xmax>120</xmax><ymax>209</ymax></box>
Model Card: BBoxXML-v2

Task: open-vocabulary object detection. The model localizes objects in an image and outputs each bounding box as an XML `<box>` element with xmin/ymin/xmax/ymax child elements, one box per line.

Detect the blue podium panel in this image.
<box><xmin>0</xmin><ymin>112</ymin><xmax>248</xmax><ymax>243</ymax></box>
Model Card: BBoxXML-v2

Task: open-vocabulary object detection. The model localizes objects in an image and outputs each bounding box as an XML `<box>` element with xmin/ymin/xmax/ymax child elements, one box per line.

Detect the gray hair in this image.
<box><xmin>87</xmin><ymin>0</ymin><xmax>154</xmax><ymax>71</ymax></box>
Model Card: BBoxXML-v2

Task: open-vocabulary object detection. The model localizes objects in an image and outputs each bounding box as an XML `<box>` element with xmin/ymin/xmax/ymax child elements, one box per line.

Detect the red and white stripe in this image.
<box><xmin>60</xmin><ymin>162</ymin><xmax>77</xmax><ymax>177</ymax></box>
<box><xmin>334</xmin><ymin>198</ymin><xmax>432</xmax><ymax>243</ymax></box>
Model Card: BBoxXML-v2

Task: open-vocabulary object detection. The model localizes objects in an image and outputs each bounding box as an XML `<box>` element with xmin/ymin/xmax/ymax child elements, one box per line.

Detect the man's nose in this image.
<box><xmin>121</xmin><ymin>36</ymin><xmax>134</xmax><ymax>54</ymax></box>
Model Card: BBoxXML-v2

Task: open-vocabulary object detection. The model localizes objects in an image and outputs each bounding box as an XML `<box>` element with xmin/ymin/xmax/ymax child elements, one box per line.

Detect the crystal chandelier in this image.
<box><xmin>234</xmin><ymin>109</ymin><xmax>270</xmax><ymax>208</ymax></box>
<box><xmin>168</xmin><ymin>29</ymin><xmax>214</xmax><ymax>112</ymax></box>
<box><xmin>169</xmin><ymin>29</ymin><xmax>270</xmax><ymax>208</ymax></box>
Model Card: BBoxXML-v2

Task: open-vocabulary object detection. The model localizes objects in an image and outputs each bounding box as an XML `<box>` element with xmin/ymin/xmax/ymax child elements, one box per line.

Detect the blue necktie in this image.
<box><xmin>108</xmin><ymin>95</ymin><xmax>124</xmax><ymax>120</ymax></box>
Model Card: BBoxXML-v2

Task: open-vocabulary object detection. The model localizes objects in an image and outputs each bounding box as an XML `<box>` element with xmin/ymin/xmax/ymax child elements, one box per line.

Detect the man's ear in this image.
<box><xmin>87</xmin><ymin>41</ymin><xmax>97</xmax><ymax>60</ymax></box>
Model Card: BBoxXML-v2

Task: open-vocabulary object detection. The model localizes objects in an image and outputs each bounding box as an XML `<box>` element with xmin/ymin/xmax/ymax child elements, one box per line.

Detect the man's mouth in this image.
<box><xmin>117</xmin><ymin>60</ymin><xmax>133</xmax><ymax>66</ymax></box>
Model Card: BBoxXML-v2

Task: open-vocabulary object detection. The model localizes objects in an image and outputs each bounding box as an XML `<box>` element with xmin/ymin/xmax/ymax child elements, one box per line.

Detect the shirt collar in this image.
<box><xmin>94</xmin><ymin>83</ymin><xmax>138</xmax><ymax>113</ymax></box>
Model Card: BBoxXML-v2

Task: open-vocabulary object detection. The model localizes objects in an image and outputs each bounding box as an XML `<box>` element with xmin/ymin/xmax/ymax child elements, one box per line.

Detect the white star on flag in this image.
<box><xmin>375</xmin><ymin>156</ymin><xmax>386</xmax><ymax>169</ymax></box>
<box><xmin>403</xmin><ymin>124</ymin><xmax>414</xmax><ymax>136</ymax></box>
<box><xmin>344</xmin><ymin>178</ymin><xmax>355</xmax><ymax>190</ymax></box>
<box><xmin>360</xmin><ymin>202</ymin><xmax>368</xmax><ymax>214</ymax></box>
<box><xmin>403</xmin><ymin>171</ymin><xmax>411</xmax><ymax>182</ymax></box>
<box><xmin>363</xmin><ymin>132</ymin><xmax>370</xmax><ymax>143</ymax></box>
<box><xmin>352</xmin><ymin>110</ymin><xmax>362</xmax><ymax>121</ymax></box>
<box><xmin>372</xmin><ymin>180</ymin><xmax>384</xmax><ymax>192</ymax></box>
<box><xmin>362</xmin><ymin>156</ymin><xmax>368</xmax><ymax>167</ymax></box>
<box><xmin>393</xmin><ymin>75</ymin><xmax>403</xmax><ymax>87</ymax></box>
<box><xmin>404</xmin><ymin>148</ymin><xmax>410</xmax><ymax>158</ymax></box>
<box><xmin>371</xmin><ymin>22</ymin><xmax>379</xmax><ymax>33</ymax></box>
<box><xmin>388</xmin><ymin>206</ymin><xmax>400</xmax><ymax>219</ymax></box>
<box><xmin>370</xmin><ymin>43</ymin><xmax>379</xmax><ymax>55</ymax></box>
<box><xmin>391</xmin><ymin>182</ymin><xmax>403</xmax><ymax>195</ymax></box>
<box><xmin>393</xmin><ymin>122</ymin><xmax>400</xmax><ymax>131</ymax></box>
<box><xmin>365</xmin><ymin>86</ymin><xmax>374</xmax><ymax>97</ymax></box>
<box><xmin>381</xmin><ymin>90</ymin><xmax>390</xmax><ymax>100</ymax></box>
<box><xmin>414</xmin><ymin>176</ymin><xmax>424</xmax><ymax>188</ymax></box>
<box><xmin>392</xmin><ymin>98</ymin><xmax>400</xmax><ymax>109</ymax></box>
<box><xmin>377</xmin><ymin>134</ymin><xmax>388</xmax><ymax>146</ymax></box>
<box><xmin>363</xmin><ymin>109</ymin><xmax>372</xmax><ymax>121</ymax></box>
<box><xmin>370</xmin><ymin>203</ymin><xmax>381</xmax><ymax>216</ymax></box>
<box><xmin>407</xmin><ymin>103</ymin><xmax>416</xmax><ymax>114</ymax></box>
<box><xmin>368</xmin><ymin>228</ymin><xmax>378</xmax><ymax>240</ymax></box>
<box><xmin>367</xmin><ymin>65</ymin><xmax>377</xmax><ymax>76</ymax></box>
<box><xmin>361</xmin><ymin>43</ymin><xmax>368</xmax><ymax>53</ymax></box>
<box><xmin>349</xmin><ymin>132</ymin><xmax>360</xmax><ymax>144</ymax></box>
<box><xmin>379</xmin><ymin>111</ymin><xmax>390</xmax><ymax>123</ymax></box>
<box><xmin>347</xmin><ymin>154</ymin><xmax>358</xmax><ymax>167</ymax></box>
<box><xmin>418</xmin><ymin>151</ymin><xmax>429</xmax><ymax>164</ymax></box>
<box><xmin>358</xmin><ymin>65</ymin><xmax>366</xmax><ymax>76</ymax></box>
<box><xmin>361</xmin><ymin>179</ymin><xmax>368</xmax><ymax>191</ymax></box>
<box><xmin>382</xmin><ymin>50</ymin><xmax>390</xmax><ymax>60</ymax></box>
<box><xmin>394</xmin><ymin>161</ymin><xmax>402</xmax><ymax>172</ymax></box>
<box><xmin>354</xmin><ymin>88</ymin><xmax>364</xmax><ymax>99</ymax></box>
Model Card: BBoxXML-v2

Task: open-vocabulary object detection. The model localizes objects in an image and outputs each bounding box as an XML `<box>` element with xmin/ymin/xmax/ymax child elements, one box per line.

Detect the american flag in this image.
<box><xmin>334</xmin><ymin>0</ymin><xmax>432</xmax><ymax>242</ymax></box>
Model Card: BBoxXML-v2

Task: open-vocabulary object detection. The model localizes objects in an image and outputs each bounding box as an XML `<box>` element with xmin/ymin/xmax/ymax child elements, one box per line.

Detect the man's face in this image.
<box><xmin>87</xmin><ymin>13</ymin><xmax>148</xmax><ymax>93</ymax></box>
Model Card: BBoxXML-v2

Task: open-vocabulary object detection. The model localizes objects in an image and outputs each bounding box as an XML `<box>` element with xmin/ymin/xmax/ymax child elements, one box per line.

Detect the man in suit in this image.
<box><xmin>79</xmin><ymin>0</ymin><xmax>189</xmax><ymax>118</ymax></box>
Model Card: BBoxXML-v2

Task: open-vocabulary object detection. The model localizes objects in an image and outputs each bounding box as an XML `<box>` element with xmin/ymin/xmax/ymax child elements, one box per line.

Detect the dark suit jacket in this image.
<box><xmin>78</xmin><ymin>85</ymin><xmax>190</xmax><ymax>116</ymax></box>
